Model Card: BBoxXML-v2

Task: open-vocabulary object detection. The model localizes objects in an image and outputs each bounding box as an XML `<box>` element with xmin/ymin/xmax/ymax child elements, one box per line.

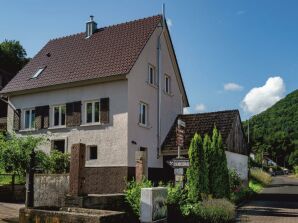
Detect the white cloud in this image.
<box><xmin>183</xmin><ymin>107</ymin><xmax>190</xmax><ymax>114</ymax></box>
<box><xmin>166</xmin><ymin>18</ymin><xmax>173</xmax><ymax>28</ymax></box>
<box><xmin>224</xmin><ymin>82</ymin><xmax>243</xmax><ymax>91</ymax></box>
<box><xmin>195</xmin><ymin>104</ymin><xmax>206</xmax><ymax>113</ymax></box>
<box><xmin>241</xmin><ymin>76</ymin><xmax>285</xmax><ymax>115</ymax></box>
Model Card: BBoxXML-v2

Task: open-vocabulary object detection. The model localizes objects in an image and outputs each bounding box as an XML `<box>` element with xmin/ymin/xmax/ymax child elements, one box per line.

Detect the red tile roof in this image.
<box><xmin>1</xmin><ymin>15</ymin><xmax>162</xmax><ymax>94</ymax></box>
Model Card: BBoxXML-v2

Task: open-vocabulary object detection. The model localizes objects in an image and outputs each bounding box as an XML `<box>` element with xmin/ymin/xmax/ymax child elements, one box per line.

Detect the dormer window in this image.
<box><xmin>32</xmin><ymin>67</ymin><xmax>46</xmax><ymax>79</ymax></box>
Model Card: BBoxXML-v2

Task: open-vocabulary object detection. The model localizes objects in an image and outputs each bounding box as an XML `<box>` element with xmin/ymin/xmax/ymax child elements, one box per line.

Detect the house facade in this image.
<box><xmin>1</xmin><ymin>15</ymin><xmax>189</xmax><ymax>193</ymax></box>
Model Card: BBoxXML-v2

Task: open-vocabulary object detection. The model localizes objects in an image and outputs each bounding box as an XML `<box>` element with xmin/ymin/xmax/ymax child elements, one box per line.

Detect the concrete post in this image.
<box><xmin>135</xmin><ymin>151</ymin><xmax>146</xmax><ymax>183</ymax></box>
<box><xmin>69</xmin><ymin>143</ymin><xmax>86</xmax><ymax>196</ymax></box>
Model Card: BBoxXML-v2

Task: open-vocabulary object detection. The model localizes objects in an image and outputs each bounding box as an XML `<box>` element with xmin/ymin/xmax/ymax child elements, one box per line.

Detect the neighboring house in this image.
<box><xmin>0</xmin><ymin>15</ymin><xmax>189</xmax><ymax>193</ymax></box>
<box><xmin>162</xmin><ymin>110</ymin><xmax>249</xmax><ymax>182</ymax></box>
<box><xmin>0</xmin><ymin>69</ymin><xmax>14</xmax><ymax>131</ymax></box>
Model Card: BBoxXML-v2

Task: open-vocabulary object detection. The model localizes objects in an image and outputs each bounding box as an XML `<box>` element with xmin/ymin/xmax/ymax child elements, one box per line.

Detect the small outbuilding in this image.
<box><xmin>162</xmin><ymin>110</ymin><xmax>249</xmax><ymax>183</ymax></box>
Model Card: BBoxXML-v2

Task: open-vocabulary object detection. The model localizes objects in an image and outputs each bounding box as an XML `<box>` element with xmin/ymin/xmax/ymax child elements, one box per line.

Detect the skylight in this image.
<box><xmin>32</xmin><ymin>67</ymin><xmax>45</xmax><ymax>79</ymax></box>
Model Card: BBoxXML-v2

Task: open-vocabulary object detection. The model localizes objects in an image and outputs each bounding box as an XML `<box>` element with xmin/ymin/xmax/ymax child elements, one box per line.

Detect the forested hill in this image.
<box><xmin>243</xmin><ymin>89</ymin><xmax>298</xmax><ymax>167</ymax></box>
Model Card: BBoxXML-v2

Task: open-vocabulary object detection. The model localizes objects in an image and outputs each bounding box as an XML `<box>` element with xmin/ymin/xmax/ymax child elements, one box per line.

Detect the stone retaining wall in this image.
<box><xmin>34</xmin><ymin>174</ymin><xmax>69</xmax><ymax>207</ymax></box>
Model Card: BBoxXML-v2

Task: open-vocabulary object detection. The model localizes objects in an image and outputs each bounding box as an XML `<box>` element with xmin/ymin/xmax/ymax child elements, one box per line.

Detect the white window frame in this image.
<box><xmin>23</xmin><ymin>108</ymin><xmax>35</xmax><ymax>130</ymax></box>
<box><xmin>52</xmin><ymin>104</ymin><xmax>66</xmax><ymax>127</ymax></box>
<box><xmin>84</xmin><ymin>100</ymin><xmax>100</xmax><ymax>124</ymax></box>
<box><xmin>148</xmin><ymin>64</ymin><xmax>156</xmax><ymax>85</ymax></box>
<box><xmin>32</xmin><ymin>67</ymin><xmax>45</xmax><ymax>79</ymax></box>
<box><xmin>139</xmin><ymin>102</ymin><xmax>148</xmax><ymax>127</ymax></box>
<box><xmin>164</xmin><ymin>74</ymin><xmax>171</xmax><ymax>94</ymax></box>
<box><xmin>87</xmin><ymin>145</ymin><xmax>98</xmax><ymax>160</ymax></box>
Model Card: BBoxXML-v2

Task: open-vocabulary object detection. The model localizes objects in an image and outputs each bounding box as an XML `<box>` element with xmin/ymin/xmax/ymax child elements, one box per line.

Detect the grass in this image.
<box><xmin>249</xmin><ymin>179</ymin><xmax>263</xmax><ymax>193</ymax></box>
<box><xmin>250</xmin><ymin>168</ymin><xmax>272</xmax><ymax>186</ymax></box>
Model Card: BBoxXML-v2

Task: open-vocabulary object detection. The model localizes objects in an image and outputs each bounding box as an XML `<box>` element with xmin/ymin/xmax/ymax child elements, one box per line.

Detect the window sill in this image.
<box><xmin>138</xmin><ymin>123</ymin><xmax>151</xmax><ymax>129</ymax></box>
<box><xmin>80</xmin><ymin>123</ymin><xmax>108</xmax><ymax>127</ymax></box>
<box><xmin>163</xmin><ymin>90</ymin><xmax>173</xmax><ymax>97</ymax></box>
<box><xmin>48</xmin><ymin>126</ymin><xmax>66</xmax><ymax>130</ymax></box>
<box><xmin>146</xmin><ymin>81</ymin><xmax>158</xmax><ymax>89</ymax></box>
<box><xmin>19</xmin><ymin>129</ymin><xmax>36</xmax><ymax>132</ymax></box>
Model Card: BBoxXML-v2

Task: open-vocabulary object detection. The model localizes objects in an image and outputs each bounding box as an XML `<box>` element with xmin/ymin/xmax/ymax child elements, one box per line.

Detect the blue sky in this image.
<box><xmin>1</xmin><ymin>0</ymin><xmax>298</xmax><ymax>120</ymax></box>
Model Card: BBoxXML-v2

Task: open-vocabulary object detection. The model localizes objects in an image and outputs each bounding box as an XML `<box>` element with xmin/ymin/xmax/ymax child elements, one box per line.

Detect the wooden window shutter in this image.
<box><xmin>35</xmin><ymin>105</ymin><xmax>49</xmax><ymax>129</ymax></box>
<box><xmin>13</xmin><ymin>109</ymin><xmax>21</xmax><ymax>131</ymax></box>
<box><xmin>100</xmin><ymin>98</ymin><xmax>109</xmax><ymax>124</ymax></box>
<box><xmin>66</xmin><ymin>101</ymin><xmax>81</xmax><ymax>127</ymax></box>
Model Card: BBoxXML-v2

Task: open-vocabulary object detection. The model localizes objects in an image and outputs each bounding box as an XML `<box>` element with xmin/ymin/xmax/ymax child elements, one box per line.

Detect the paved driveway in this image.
<box><xmin>237</xmin><ymin>175</ymin><xmax>298</xmax><ymax>222</ymax></box>
<box><xmin>0</xmin><ymin>202</ymin><xmax>24</xmax><ymax>223</ymax></box>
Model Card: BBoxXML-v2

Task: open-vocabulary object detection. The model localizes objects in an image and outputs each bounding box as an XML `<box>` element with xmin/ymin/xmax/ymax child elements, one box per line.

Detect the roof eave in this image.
<box><xmin>1</xmin><ymin>74</ymin><xmax>127</xmax><ymax>97</ymax></box>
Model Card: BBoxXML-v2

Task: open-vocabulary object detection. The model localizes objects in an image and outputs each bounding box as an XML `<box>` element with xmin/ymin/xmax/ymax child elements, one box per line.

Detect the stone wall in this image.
<box><xmin>34</xmin><ymin>174</ymin><xmax>69</xmax><ymax>207</ymax></box>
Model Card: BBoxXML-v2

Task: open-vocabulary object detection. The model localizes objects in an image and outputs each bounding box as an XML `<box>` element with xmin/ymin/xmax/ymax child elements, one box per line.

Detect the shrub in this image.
<box><xmin>48</xmin><ymin>150</ymin><xmax>70</xmax><ymax>174</ymax></box>
<box><xmin>229</xmin><ymin>169</ymin><xmax>242</xmax><ymax>193</ymax></box>
<box><xmin>250</xmin><ymin>168</ymin><xmax>272</xmax><ymax>186</ymax></box>
<box><xmin>181</xmin><ymin>198</ymin><xmax>235</xmax><ymax>223</ymax></box>
<box><xmin>167</xmin><ymin>183</ymin><xmax>187</xmax><ymax>206</ymax></box>
<box><xmin>294</xmin><ymin>166</ymin><xmax>298</xmax><ymax>175</ymax></box>
<box><xmin>187</xmin><ymin>133</ymin><xmax>208</xmax><ymax>202</ymax></box>
<box><xmin>249</xmin><ymin>179</ymin><xmax>263</xmax><ymax>193</ymax></box>
<box><xmin>124</xmin><ymin>178</ymin><xmax>152</xmax><ymax>217</ymax></box>
<box><xmin>230</xmin><ymin>187</ymin><xmax>254</xmax><ymax>204</ymax></box>
<box><xmin>207</xmin><ymin>128</ymin><xmax>230</xmax><ymax>198</ymax></box>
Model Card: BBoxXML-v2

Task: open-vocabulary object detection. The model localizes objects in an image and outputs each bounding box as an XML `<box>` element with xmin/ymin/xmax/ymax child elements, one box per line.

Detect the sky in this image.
<box><xmin>1</xmin><ymin>0</ymin><xmax>298</xmax><ymax>120</ymax></box>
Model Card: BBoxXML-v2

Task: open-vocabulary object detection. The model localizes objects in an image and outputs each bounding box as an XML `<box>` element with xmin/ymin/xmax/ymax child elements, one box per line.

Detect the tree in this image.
<box><xmin>289</xmin><ymin>149</ymin><xmax>298</xmax><ymax>167</ymax></box>
<box><xmin>0</xmin><ymin>40</ymin><xmax>29</xmax><ymax>75</ymax></box>
<box><xmin>207</xmin><ymin>127</ymin><xmax>230</xmax><ymax>198</ymax></box>
<box><xmin>186</xmin><ymin>133</ymin><xmax>208</xmax><ymax>202</ymax></box>
<box><xmin>0</xmin><ymin>133</ymin><xmax>44</xmax><ymax>175</ymax></box>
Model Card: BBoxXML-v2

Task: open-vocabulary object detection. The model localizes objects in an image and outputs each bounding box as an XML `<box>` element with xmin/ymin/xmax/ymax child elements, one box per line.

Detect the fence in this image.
<box><xmin>0</xmin><ymin>173</ymin><xmax>26</xmax><ymax>202</ymax></box>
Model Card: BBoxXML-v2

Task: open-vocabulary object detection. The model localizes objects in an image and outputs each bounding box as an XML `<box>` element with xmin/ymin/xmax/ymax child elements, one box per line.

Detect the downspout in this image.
<box><xmin>157</xmin><ymin>6</ymin><xmax>165</xmax><ymax>159</ymax></box>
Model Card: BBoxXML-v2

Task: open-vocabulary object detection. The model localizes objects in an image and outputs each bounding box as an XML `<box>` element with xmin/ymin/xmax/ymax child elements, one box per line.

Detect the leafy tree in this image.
<box><xmin>48</xmin><ymin>150</ymin><xmax>70</xmax><ymax>174</ymax></box>
<box><xmin>289</xmin><ymin>149</ymin><xmax>298</xmax><ymax>167</ymax></box>
<box><xmin>0</xmin><ymin>40</ymin><xmax>29</xmax><ymax>75</ymax></box>
<box><xmin>0</xmin><ymin>133</ymin><xmax>44</xmax><ymax>176</ymax></box>
<box><xmin>187</xmin><ymin>133</ymin><xmax>208</xmax><ymax>202</ymax></box>
<box><xmin>243</xmin><ymin>89</ymin><xmax>298</xmax><ymax>167</ymax></box>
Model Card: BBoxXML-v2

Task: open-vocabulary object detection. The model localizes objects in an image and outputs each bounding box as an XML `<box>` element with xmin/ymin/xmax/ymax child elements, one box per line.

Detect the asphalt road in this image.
<box><xmin>237</xmin><ymin>175</ymin><xmax>298</xmax><ymax>222</ymax></box>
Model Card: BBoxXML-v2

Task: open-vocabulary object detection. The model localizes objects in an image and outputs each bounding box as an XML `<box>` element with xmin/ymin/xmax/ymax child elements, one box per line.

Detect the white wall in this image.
<box><xmin>8</xmin><ymin>80</ymin><xmax>128</xmax><ymax>167</ymax></box>
<box><xmin>225</xmin><ymin>151</ymin><xmax>248</xmax><ymax>181</ymax></box>
<box><xmin>127</xmin><ymin>25</ymin><xmax>184</xmax><ymax>168</ymax></box>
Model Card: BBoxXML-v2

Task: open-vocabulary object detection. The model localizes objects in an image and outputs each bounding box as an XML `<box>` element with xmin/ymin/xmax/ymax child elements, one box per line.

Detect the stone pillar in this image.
<box><xmin>69</xmin><ymin>143</ymin><xmax>86</xmax><ymax>196</ymax></box>
<box><xmin>135</xmin><ymin>151</ymin><xmax>146</xmax><ymax>183</ymax></box>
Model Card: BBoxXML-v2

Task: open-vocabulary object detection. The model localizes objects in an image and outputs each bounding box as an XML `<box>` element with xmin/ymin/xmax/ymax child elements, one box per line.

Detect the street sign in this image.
<box><xmin>167</xmin><ymin>158</ymin><xmax>190</xmax><ymax>168</ymax></box>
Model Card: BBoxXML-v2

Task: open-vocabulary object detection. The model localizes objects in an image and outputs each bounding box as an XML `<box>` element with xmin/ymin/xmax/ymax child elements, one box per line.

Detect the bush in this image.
<box><xmin>48</xmin><ymin>150</ymin><xmax>70</xmax><ymax>174</ymax></box>
<box><xmin>250</xmin><ymin>168</ymin><xmax>272</xmax><ymax>186</ymax></box>
<box><xmin>181</xmin><ymin>198</ymin><xmax>235</xmax><ymax>223</ymax></box>
<box><xmin>187</xmin><ymin>133</ymin><xmax>208</xmax><ymax>202</ymax></box>
<box><xmin>124</xmin><ymin>178</ymin><xmax>152</xmax><ymax>217</ymax></box>
<box><xmin>230</xmin><ymin>187</ymin><xmax>254</xmax><ymax>204</ymax></box>
<box><xmin>167</xmin><ymin>183</ymin><xmax>187</xmax><ymax>206</ymax></box>
<box><xmin>294</xmin><ymin>166</ymin><xmax>298</xmax><ymax>175</ymax></box>
<box><xmin>229</xmin><ymin>169</ymin><xmax>242</xmax><ymax>193</ymax></box>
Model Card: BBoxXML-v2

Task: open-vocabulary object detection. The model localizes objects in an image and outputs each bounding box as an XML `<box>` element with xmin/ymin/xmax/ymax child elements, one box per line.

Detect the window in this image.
<box><xmin>165</xmin><ymin>74</ymin><xmax>171</xmax><ymax>94</ymax></box>
<box><xmin>53</xmin><ymin>105</ymin><xmax>66</xmax><ymax>127</ymax></box>
<box><xmin>24</xmin><ymin>109</ymin><xmax>35</xmax><ymax>129</ymax></box>
<box><xmin>85</xmin><ymin>101</ymin><xmax>100</xmax><ymax>123</ymax></box>
<box><xmin>88</xmin><ymin>146</ymin><xmax>98</xmax><ymax>160</ymax></box>
<box><xmin>139</xmin><ymin>102</ymin><xmax>148</xmax><ymax>126</ymax></box>
<box><xmin>52</xmin><ymin>140</ymin><xmax>65</xmax><ymax>153</ymax></box>
<box><xmin>32</xmin><ymin>67</ymin><xmax>46</xmax><ymax>79</ymax></box>
<box><xmin>148</xmin><ymin>64</ymin><xmax>156</xmax><ymax>85</ymax></box>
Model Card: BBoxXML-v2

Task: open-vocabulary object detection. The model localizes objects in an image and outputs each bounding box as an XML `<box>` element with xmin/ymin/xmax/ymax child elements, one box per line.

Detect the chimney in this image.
<box><xmin>86</xmin><ymin>15</ymin><xmax>97</xmax><ymax>38</ymax></box>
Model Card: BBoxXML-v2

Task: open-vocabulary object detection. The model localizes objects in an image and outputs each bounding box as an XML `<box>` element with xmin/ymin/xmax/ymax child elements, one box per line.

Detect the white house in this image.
<box><xmin>1</xmin><ymin>15</ymin><xmax>189</xmax><ymax>193</ymax></box>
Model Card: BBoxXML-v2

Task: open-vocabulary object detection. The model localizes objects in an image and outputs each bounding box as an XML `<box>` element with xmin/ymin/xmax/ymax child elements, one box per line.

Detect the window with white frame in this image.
<box><xmin>85</xmin><ymin>100</ymin><xmax>100</xmax><ymax>124</ymax></box>
<box><xmin>148</xmin><ymin>64</ymin><xmax>156</xmax><ymax>85</ymax></box>
<box><xmin>53</xmin><ymin>105</ymin><xmax>66</xmax><ymax>127</ymax></box>
<box><xmin>165</xmin><ymin>74</ymin><xmax>171</xmax><ymax>94</ymax></box>
<box><xmin>88</xmin><ymin>145</ymin><xmax>98</xmax><ymax>160</ymax></box>
<box><xmin>24</xmin><ymin>109</ymin><xmax>35</xmax><ymax>129</ymax></box>
<box><xmin>139</xmin><ymin>102</ymin><xmax>148</xmax><ymax>126</ymax></box>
